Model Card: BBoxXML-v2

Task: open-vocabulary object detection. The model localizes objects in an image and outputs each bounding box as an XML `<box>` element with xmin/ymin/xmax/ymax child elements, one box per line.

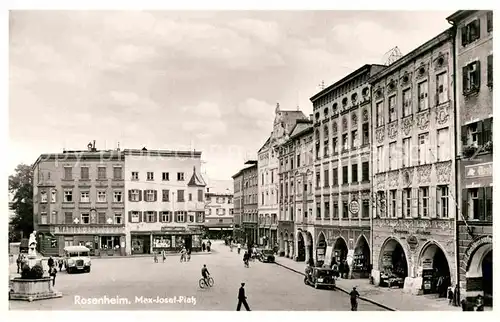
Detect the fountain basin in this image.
<box><xmin>9</xmin><ymin>277</ymin><xmax>62</xmax><ymax>302</ymax></box>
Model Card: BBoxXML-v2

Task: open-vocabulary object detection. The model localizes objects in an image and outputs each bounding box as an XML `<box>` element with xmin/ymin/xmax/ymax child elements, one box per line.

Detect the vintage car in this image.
<box><xmin>63</xmin><ymin>246</ymin><xmax>91</xmax><ymax>273</ymax></box>
<box><xmin>258</xmin><ymin>249</ymin><xmax>276</xmax><ymax>263</ymax></box>
<box><xmin>304</xmin><ymin>267</ymin><xmax>336</xmax><ymax>289</ymax></box>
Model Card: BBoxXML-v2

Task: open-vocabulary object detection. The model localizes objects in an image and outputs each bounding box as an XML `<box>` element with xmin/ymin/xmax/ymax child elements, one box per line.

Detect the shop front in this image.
<box><xmin>278</xmin><ymin>221</ymin><xmax>294</xmax><ymax>257</ymax></box>
<box><xmin>315</xmin><ymin>232</ymin><xmax>327</xmax><ymax>266</ymax></box>
<box><xmin>352</xmin><ymin>235</ymin><xmax>371</xmax><ymax>278</ymax></box>
<box><xmin>131</xmin><ymin>233</ymin><xmax>151</xmax><ymax>255</ymax></box>
<box><xmin>132</xmin><ymin>225</ymin><xmax>203</xmax><ymax>254</ymax></box>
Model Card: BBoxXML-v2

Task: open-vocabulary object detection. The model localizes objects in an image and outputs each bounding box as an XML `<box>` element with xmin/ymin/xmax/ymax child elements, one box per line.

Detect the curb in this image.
<box><xmin>274</xmin><ymin>262</ymin><xmax>396</xmax><ymax>311</ymax></box>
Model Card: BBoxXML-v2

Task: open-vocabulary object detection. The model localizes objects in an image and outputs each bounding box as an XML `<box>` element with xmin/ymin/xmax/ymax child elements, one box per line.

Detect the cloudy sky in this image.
<box><xmin>9</xmin><ymin>10</ymin><xmax>452</xmax><ymax>180</ymax></box>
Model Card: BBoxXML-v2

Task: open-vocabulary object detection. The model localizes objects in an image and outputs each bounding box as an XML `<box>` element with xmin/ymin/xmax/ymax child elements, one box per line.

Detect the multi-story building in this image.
<box><xmin>32</xmin><ymin>143</ymin><xmax>126</xmax><ymax>256</ymax></box>
<box><xmin>447</xmin><ymin>10</ymin><xmax>493</xmax><ymax>306</ymax></box>
<box><xmin>232</xmin><ymin>160</ymin><xmax>258</xmax><ymax>245</ymax></box>
<box><xmin>277</xmin><ymin>118</ymin><xmax>315</xmax><ymax>262</ymax></box>
<box><xmin>369</xmin><ymin>29</ymin><xmax>457</xmax><ymax>295</ymax></box>
<box><xmin>310</xmin><ymin>64</ymin><xmax>385</xmax><ymax>278</ymax></box>
<box><xmin>259</xmin><ymin>103</ymin><xmax>308</xmax><ymax>248</ymax></box>
<box><xmin>232</xmin><ymin>171</ymin><xmax>244</xmax><ymax>241</ymax></box>
<box><xmin>204</xmin><ymin>179</ymin><xmax>234</xmax><ymax>239</ymax></box>
<box><xmin>124</xmin><ymin>148</ymin><xmax>206</xmax><ymax>255</ymax></box>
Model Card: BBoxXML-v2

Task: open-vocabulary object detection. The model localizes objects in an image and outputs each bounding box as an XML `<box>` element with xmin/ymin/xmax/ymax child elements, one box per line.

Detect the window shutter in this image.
<box><xmin>487</xmin><ymin>54</ymin><xmax>493</xmax><ymax>84</ymax></box>
<box><xmin>485</xmin><ymin>187</ymin><xmax>493</xmax><ymax>221</ymax></box>
<box><xmin>139</xmin><ymin>211</ymin><xmax>143</xmax><ymax>222</ymax></box>
<box><xmin>169</xmin><ymin>211</ymin><xmax>173</xmax><ymax>222</ymax></box>
<box><xmin>477</xmin><ymin>120</ymin><xmax>484</xmax><ymax>146</ymax></box>
<box><xmin>443</xmin><ymin>74</ymin><xmax>448</xmax><ymax>101</ymax></box>
<box><xmin>397</xmin><ymin>190</ymin><xmax>403</xmax><ymax>218</ymax></box>
<box><xmin>483</xmin><ymin>118</ymin><xmax>492</xmax><ymax>144</ymax></box>
<box><xmin>474</xmin><ymin>19</ymin><xmax>480</xmax><ymax>41</ymax></box>
<box><xmin>430</xmin><ymin>189</ymin><xmax>437</xmax><ymax>219</ymax></box>
<box><xmin>475</xmin><ymin>60</ymin><xmax>481</xmax><ymax>87</ymax></box>
<box><xmin>138</xmin><ymin>190</ymin><xmax>142</xmax><ymax>202</ymax></box>
<box><xmin>462</xmin><ymin>66</ymin><xmax>468</xmax><ymax>92</ymax></box>
<box><xmin>128</xmin><ymin>211</ymin><xmax>132</xmax><ymax>223</ymax></box>
<box><xmin>461</xmin><ymin>125</ymin><xmax>468</xmax><ymax>151</ymax></box>
<box><xmin>461</xmin><ymin>27</ymin><xmax>467</xmax><ymax>46</ymax></box>
<box><xmin>154</xmin><ymin>211</ymin><xmax>158</xmax><ymax>222</ymax></box>
<box><xmin>461</xmin><ymin>189</ymin><xmax>469</xmax><ymax>220</ymax></box>
<box><xmin>173</xmin><ymin>211</ymin><xmax>177</xmax><ymax>222</ymax></box>
<box><xmin>128</xmin><ymin>190</ymin><xmax>132</xmax><ymax>201</ymax></box>
<box><xmin>478</xmin><ymin>188</ymin><xmax>485</xmax><ymax>220</ymax></box>
<box><xmin>412</xmin><ymin>188</ymin><xmax>419</xmax><ymax>218</ymax></box>
<box><xmin>154</xmin><ymin>190</ymin><xmax>158</xmax><ymax>202</ymax></box>
<box><xmin>436</xmin><ymin>187</ymin><xmax>441</xmax><ymax>218</ymax></box>
<box><xmin>143</xmin><ymin>190</ymin><xmax>147</xmax><ymax>202</ymax></box>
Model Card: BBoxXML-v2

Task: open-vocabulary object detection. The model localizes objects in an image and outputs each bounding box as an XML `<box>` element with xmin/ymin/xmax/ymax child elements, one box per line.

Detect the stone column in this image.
<box><xmin>289</xmin><ymin>241</ymin><xmax>294</xmax><ymax>259</ymax></box>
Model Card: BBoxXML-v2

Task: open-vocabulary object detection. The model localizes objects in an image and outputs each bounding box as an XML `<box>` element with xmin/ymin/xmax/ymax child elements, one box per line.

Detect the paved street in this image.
<box><xmin>9</xmin><ymin>241</ymin><xmax>383</xmax><ymax>311</ymax></box>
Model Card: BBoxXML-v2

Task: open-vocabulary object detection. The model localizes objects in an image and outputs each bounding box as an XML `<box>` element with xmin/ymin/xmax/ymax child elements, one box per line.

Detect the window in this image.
<box><xmin>377</xmin><ymin>191</ymin><xmax>386</xmax><ymax>217</ymax></box>
<box><xmin>419</xmin><ymin>187</ymin><xmax>429</xmax><ymax>218</ymax></box>
<box><xmin>271</xmin><ymin>171</ymin><xmax>274</xmax><ymax>184</ymax></box>
<box><xmin>436</xmin><ymin>72</ymin><xmax>448</xmax><ymax>104</ymax></box>
<box><xmin>333</xmin><ymin>137</ymin><xmax>338</xmax><ymax>154</ymax></box>
<box><xmin>177</xmin><ymin>172</ymin><xmax>185</xmax><ymax>181</ymax></box>
<box><xmin>463</xmin><ymin>61</ymin><xmax>480</xmax><ymax>94</ymax></box>
<box><xmin>389</xmin><ymin>142</ymin><xmax>397</xmax><ymax>170</ymax></box>
<box><xmin>377</xmin><ymin>146</ymin><xmax>384</xmax><ymax>173</ymax></box>
<box><xmin>324</xmin><ymin>169</ymin><xmax>329</xmax><ymax>187</ymax></box>
<box><xmin>40</xmin><ymin>191</ymin><xmax>48</xmax><ymax>203</ymax></box>
<box><xmin>147</xmin><ymin>172</ymin><xmax>154</xmax><ymax>181</ymax></box>
<box><xmin>198</xmin><ymin>189</ymin><xmax>203</xmax><ymax>202</ymax></box>
<box><xmin>51</xmin><ymin>190</ymin><xmax>57</xmax><ymax>203</ymax></box>
<box><xmin>113</xmin><ymin>191</ymin><xmax>122</xmax><ymax>203</ymax></box>
<box><xmin>362</xmin><ymin>162</ymin><xmax>369</xmax><ymax>182</ymax></box>
<box><xmin>176</xmin><ymin>211</ymin><xmax>185</xmax><ymax>223</ymax></box>
<box><xmin>389</xmin><ymin>190</ymin><xmax>397</xmax><ymax>218</ymax></box>
<box><xmin>351</xmin><ymin>130</ymin><xmax>358</xmax><ymax>148</ymax></box>
<box><xmin>65</xmin><ymin>212</ymin><xmax>73</xmax><ymax>224</ymax></box>
<box><xmin>418</xmin><ymin>80</ymin><xmax>429</xmax><ymax>111</ymax></box>
<box><xmin>362</xmin><ymin>123</ymin><xmax>369</xmax><ymax>145</ymax></box>
<box><xmin>97</xmin><ymin>191</ymin><xmax>106</xmax><ymax>203</ymax></box>
<box><xmin>131</xmin><ymin>172</ymin><xmax>139</xmax><ymax>180</ymax></box>
<box><xmin>461</xmin><ymin>19</ymin><xmax>480</xmax><ymax>46</ymax></box>
<box><xmin>388</xmin><ymin>95</ymin><xmax>397</xmax><ymax>122</ymax></box>
<box><xmin>129</xmin><ymin>189</ymin><xmax>140</xmax><ymax>202</ymax></box>
<box><xmin>403</xmin><ymin>188</ymin><xmax>412</xmax><ymax>218</ymax></box>
<box><xmin>261</xmin><ymin>173</ymin><xmax>264</xmax><ymax>185</ymax></box>
<box><xmin>402</xmin><ymin>88</ymin><xmax>412</xmax><ymax>117</ymax></box>
<box><xmin>113</xmin><ymin>167</ymin><xmax>122</xmax><ymax>180</ymax></box>
<box><xmin>487</xmin><ymin>54</ymin><xmax>493</xmax><ymax>86</ymax></box>
<box><xmin>130</xmin><ymin>211</ymin><xmax>140</xmax><ymax>223</ymax></box>
<box><xmin>362</xmin><ymin>200</ymin><xmax>369</xmax><ymax>218</ymax></box>
<box><xmin>64</xmin><ymin>167</ymin><xmax>72</xmax><ymax>180</ymax></box>
<box><xmin>80</xmin><ymin>191</ymin><xmax>89</xmax><ymax>203</ymax></box>
<box><xmin>40</xmin><ymin>212</ymin><xmax>47</xmax><ymax>224</ymax></box>
<box><xmin>217</xmin><ymin>208</ymin><xmax>226</xmax><ymax>216</ymax></box>
<box><xmin>324</xmin><ymin>202</ymin><xmax>330</xmax><ymax>219</ymax></box>
<box><xmin>97</xmin><ymin>167</ymin><xmax>106</xmax><ymax>180</ymax></box>
<box><xmin>324</xmin><ymin>139</ymin><xmax>329</xmax><ymax>157</ymax></box>
<box><xmin>332</xmin><ymin>167</ymin><xmax>338</xmax><ymax>186</ymax></box>
<box><xmin>437</xmin><ymin>128</ymin><xmax>450</xmax><ymax>161</ymax></box>
<box><xmin>98</xmin><ymin>212</ymin><xmax>106</xmax><ymax>224</ymax></box>
<box><xmin>160</xmin><ymin>211</ymin><xmax>171</xmax><ymax>222</ymax></box>
<box><xmin>316</xmin><ymin>172</ymin><xmax>320</xmax><ymax>188</ymax></box>
<box><xmin>145</xmin><ymin>211</ymin><xmax>155</xmax><ymax>223</ymax></box>
<box><xmin>80</xmin><ymin>167</ymin><xmax>89</xmax><ymax>180</ymax></box>
<box><xmin>376</xmin><ymin>101</ymin><xmax>384</xmax><ymax>126</ymax></box>
<box><xmin>437</xmin><ymin>185</ymin><xmax>449</xmax><ymax>218</ymax></box>
<box><xmin>189</xmin><ymin>193</ymin><xmax>193</xmax><ymax>201</ymax></box>
<box><xmin>333</xmin><ymin>202</ymin><xmax>339</xmax><ymax>218</ymax></box>
<box><xmin>315</xmin><ymin>141</ymin><xmax>320</xmax><ymax>159</ymax></box>
<box><xmin>342</xmin><ymin>133</ymin><xmax>348</xmax><ymax>150</ymax></box>
<box><xmin>177</xmin><ymin>190</ymin><xmax>185</xmax><ymax>202</ymax></box>
<box><xmin>162</xmin><ymin>172</ymin><xmax>169</xmax><ymax>181</ymax></box>
<box><xmin>114</xmin><ymin>212</ymin><xmax>122</xmax><ymax>224</ymax></box>
<box><xmin>81</xmin><ymin>213</ymin><xmax>90</xmax><ymax>224</ymax></box>
<box><xmin>402</xmin><ymin>138</ymin><xmax>411</xmax><ymax>167</ymax></box>
<box><xmin>352</xmin><ymin>164</ymin><xmax>358</xmax><ymax>182</ymax></box>
<box><xmin>342</xmin><ymin>166</ymin><xmax>348</xmax><ymax>184</ymax></box>
<box><xmin>418</xmin><ymin>133</ymin><xmax>429</xmax><ymax>164</ymax></box>
<box><xmin>145</xmin><ymin>190</ymin><xmax>156</xmax><ymax>202</ymax></box>
<box><xmin>297</xmin><ymin>154</ymin><xmax>301</xmax><ymax>167</ymax></box>
<box><xmin>342</xmin><ymin>201</ymin><xmax>349</xmax><ymax>218</ymax></box>
<box><xmin>487</xmin><ymin>11</ymin><xmax>493</xmax><ymax>32</ymax></box>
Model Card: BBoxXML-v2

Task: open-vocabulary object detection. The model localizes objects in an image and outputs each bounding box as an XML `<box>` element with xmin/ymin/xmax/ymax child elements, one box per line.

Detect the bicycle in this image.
<box><xmin>199</xmin><ymin>276</ymin><xmax>214</xmax><ymax>289</ymax></box>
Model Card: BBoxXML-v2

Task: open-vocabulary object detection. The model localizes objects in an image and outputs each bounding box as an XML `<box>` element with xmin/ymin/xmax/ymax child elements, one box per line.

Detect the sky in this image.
<box><xmin>9</xmin><ymin>10</ymin><xmax>452</xmax><ymax>180</ymax></box>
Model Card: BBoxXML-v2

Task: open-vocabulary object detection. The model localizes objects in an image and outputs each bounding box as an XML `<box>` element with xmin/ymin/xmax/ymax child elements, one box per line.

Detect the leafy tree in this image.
<box><xmin>9</xmin><ymin>163</ymin><xmax>33</xmax><ymax>241</ymax></box>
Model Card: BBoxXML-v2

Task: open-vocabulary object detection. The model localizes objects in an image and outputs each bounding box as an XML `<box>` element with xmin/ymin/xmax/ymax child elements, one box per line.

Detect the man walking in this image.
<box><xmin>350</xmin><ymin>286</ymin><xmax>360</xmax><ymax>311</ymax></box>
<box><xmin>237</xmin><ymin>282</ymin><xmax>251</xmax><ymax>311</ymax></box>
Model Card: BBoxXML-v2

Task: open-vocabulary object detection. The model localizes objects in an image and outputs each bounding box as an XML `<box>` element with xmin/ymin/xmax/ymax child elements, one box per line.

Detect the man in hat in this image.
<box><xmin>350</xmin><ymin>286</ymin><xmax>360</xmax><ymax>311</ymax></box>
<box><xmin>237</xmin><ymin>282</ymin><xmax>251</xmax><ymax>311</ymax></box>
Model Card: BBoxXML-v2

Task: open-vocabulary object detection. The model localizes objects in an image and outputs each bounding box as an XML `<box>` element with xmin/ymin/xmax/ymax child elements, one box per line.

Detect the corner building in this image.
<box><xmin>124</xmin><ymin>149</ymin><xmax>206</xmax><ymax>255</ymax></box>
<box><xmin>370</xmin><ymin>29</ymin><xmax>457</xmax><ymax>295</ymax></box>
<box><xmin>232</xmin><ymin>161</ymin><xmax>258</xmax><ymax>245</ymax></box>
<box><xmin>447</xmin><ymin>10</ymin><xmax>493</xmax><ymax>306</ymax></box>
<box><xmin>310</xmin><ymin>64</ymin><xmax>385</xmax><ymax>278</ymax></box>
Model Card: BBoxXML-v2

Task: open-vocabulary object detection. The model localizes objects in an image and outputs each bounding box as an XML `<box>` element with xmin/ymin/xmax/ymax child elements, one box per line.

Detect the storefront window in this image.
<box><xmin>100</xmin><ymin>236</ymin><xmax>120</xmax><ymax>250</ymax></box>
<box><xmin>153</xmin><ymin>236</ymin><xmax>171</xmax><ymax>249</ymax></box>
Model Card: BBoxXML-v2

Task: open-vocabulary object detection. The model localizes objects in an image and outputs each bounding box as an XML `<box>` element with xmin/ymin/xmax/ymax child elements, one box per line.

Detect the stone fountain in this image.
<box><xmin>9</xmin><ymin>231</ymin><xmax>62</xmax><ymax>302</ymax></box>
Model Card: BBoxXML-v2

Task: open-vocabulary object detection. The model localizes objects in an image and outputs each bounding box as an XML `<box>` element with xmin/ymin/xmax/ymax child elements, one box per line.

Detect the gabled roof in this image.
<box><xmin>289</xmin><ymin>120</ymin><xmax>313</xmax><ymax>140</ymax></box>
<box><xmin>258</xmin><ymin>135</ymin><xmax>272</xmax><ymax>153</ymax></box>
<box><xmin>187</xmin><ymin>166</ymin><xmax>207</xmax><ymax>187</ymax></box>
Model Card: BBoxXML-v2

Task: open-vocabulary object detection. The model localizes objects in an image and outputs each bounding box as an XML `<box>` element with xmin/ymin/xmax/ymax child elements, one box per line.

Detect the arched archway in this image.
<box><xmin>466</xmin><ymin>241</ymin><xmax>493</xmax><ymax>306</ymax></box>
<box><xmin>305</xmin><ymin>231</ymin><xmax>314</xmax><ymax>265</ymax></box>
<box><xmin>418</xmin><ymin>242</ymin><xmax>451</xmax><ymax>296</ymax></box>
<box><xmin>353</xmin><ymin>235</ymin><xmax>371</xmax><ymax>278</ymax></box>
<box><xmin>379</xmin><ymin>238</ymin><xmax>409</xmax><ymax>287</ymax></box>
<box><xmin>333</xmin><ymin>237</ymin><xmax>348</xmax><ymax>265</ymax></box>
<box><xmin>297</xmin><ymin>232</ymin><xmax>305</xmax><ymax>262</ymax></box>
<box><xmin>279</xmin><ymin>232</ymin><xmax>284</xmax><ymax>255</ymax></box>
<box><xmin>316</xmin><ymin>232</ymin><xmax>327</xmax><ymax>266</ymax></box>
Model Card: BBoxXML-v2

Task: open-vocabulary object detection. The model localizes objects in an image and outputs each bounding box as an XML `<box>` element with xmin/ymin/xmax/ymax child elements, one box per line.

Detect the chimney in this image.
<box><xmin>309</xmin><ymin>114</ymin><xmax>314</xmax><ymax>122</ymax></box>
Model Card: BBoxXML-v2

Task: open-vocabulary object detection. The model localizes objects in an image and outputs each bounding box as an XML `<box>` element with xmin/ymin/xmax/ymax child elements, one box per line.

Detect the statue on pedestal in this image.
<box><xmin>28</xmin><ymin>231</ymin><xmax>37</xmax><ymax>256</ymax></box>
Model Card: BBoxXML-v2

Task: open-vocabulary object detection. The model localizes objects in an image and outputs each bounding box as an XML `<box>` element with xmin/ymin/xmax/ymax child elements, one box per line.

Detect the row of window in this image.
<box><xmin>315</xmin><ymin>123</ymin><xmax>370</xmax><ymax>158</ymax></box>
<box><xmin>376</xmin><ymin>185</ymin><xmax>450</xmax><ymax>219</ymax></box>
<box><xmin>242</xmin><ymin>213</ymin><xmax>258</xmax><ymax>222</ymax></box>
<box><xmin>130</xmin><ymin>171</ymin><xmax>186</xmax><ymax>181</ymax></box>
<box><xmin>39</xmin><ymin>211</ymin><xmax>123</xmax><ymax>225</ymax></box>
<box><xmin>63</xmin><ymin>166</ymin><xmax>123</xmax><ymax>181</ymax></box>
<box><xmin>462</xmin><ymin>56</ymin><xmax>493</xmax><ymax>95</ymax></box>
<box><xmin>43</xmin><ymin>189</ymin><xmax>124</xmax><ymax>203</ymax></box>
<box><xmin>279</xmin><ymin>150</ymin><xmax>314</xmax><ymax>172</ymax></box>
<box><xmin>376</xmin><ymin>127</ymin><xmax>451</xmax><ymax>173</ymax></box>
<box><xmin>205</xmin><ymin>208</ymin><xmax>232</xmax><ymax>216</ymax></box>
<box><xmin>128</xmin><ymin>211</ymin><xmax>204</xmax><ymax>223</ymax></box>
<box><xmin>462</xmin><ymin>187</ymin><xmax>493</xmax><ymax>221</ymax></box>
<box><xmin>461</xmin><ymin>118</ymin><xmax>493</xmax><ymax>152</ymax></box>
<box><xmin>260</xmin><ymin>189</ymin><xmax>278</xmax><ymax>206</ymax></box>
<box><xmin>461</xmin><ymin>12</ymin><xmax>492</xmax><ymax>47</ymax></box>
<box><xmin>317</xmin><ymin>199</ymin><xmax>371</xmax><ymax>220</ymax></box>
<box><xmin>258</xmin><ymin>214</ymin><xmax>278</xmax><ymax>225</ymax></box>
<box><xmin>312</xmin><ymin>74</ymin><xmax>370</xmax><ymax>111</ymax></box>
<box><xmin>316</xmin><ymin>162</ymin><xmax>370</xmax><ymax>188</ymax></box>
<box><xmin>206</xmin><ymin>195</ymin><xmax>233</xmax><ymax>204</ymax></box>
<box><xmin>128</xmin><ymin>189</ymin><xmax>204</xmax><ymax>203</ymax></box>
<box><xmin>260</xmin><ymin>169</ymin><xmax>276</xmax><ymax>185</ymax></box>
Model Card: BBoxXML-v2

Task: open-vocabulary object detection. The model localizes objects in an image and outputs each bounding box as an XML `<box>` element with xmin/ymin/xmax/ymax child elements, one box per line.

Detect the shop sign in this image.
<box><xmin>407</xmin><ymin>235</ymin><xmax>419</xmax><ymax>251</ymax></box>
<box><xmin>464</xmin><ymin>235</ymin><xmax>493</xmax><ymax>260</ymax></box>
<box><xmin>349</xmin><ymin>200</ymin><xmax>360</xmax><ymax>215</ymax></box>
<box><xmin>161</xmin><ymin>226</ymin><xmax>185</xmax><ymax>232</ymax></box>
<box><xmin>465</xmin><ymin>162</ymin><xmax>492</xmax><ymax>178</ymax></box>
<box><xmin>394</xmin><ymin>229</ymin><xmax>409</xmax><ymax>234</ymax></box>
<box><xmin>422</xmin><ymin>258</ymin><xmax>433</xmax><ymax>269</ymax></box>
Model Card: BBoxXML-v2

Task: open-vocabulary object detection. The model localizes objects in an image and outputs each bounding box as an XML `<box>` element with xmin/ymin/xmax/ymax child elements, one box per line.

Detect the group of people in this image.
<box><xmin>47</xmin><ymin>256</ymin><xmax>61</xmax><ymax>286</ymax></box>
<box><xmin>201</xmin><ymin>240</ymin><xmax>212</xmax><ymax>252</ymax></box>
<box><xmin>331</xmin><ymin>260</ymin><xmax>350</xmax><ymax>279</ymax></box>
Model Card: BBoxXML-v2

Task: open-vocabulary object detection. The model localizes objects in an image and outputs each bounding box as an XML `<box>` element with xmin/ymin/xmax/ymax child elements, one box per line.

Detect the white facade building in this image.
<box><xmin>204</xmin><ymin>179</ymin><xmax>234</xmax><ymax>239</ymax></box>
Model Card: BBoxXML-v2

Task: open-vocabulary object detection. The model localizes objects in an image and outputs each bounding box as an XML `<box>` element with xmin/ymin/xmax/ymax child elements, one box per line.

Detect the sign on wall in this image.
<box><xmin>465</xmin><ymin>162</ymin><xmax>492</xmax><ymax>178</ymax></box>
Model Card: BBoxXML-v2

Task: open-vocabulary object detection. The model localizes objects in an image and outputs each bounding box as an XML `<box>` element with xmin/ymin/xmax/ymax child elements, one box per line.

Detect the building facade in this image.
<box><xmin>204</xmin><ymin>179</ymin><xmax>234</xmax><ymax>239</ymax></box>
<box><xmin>232</xmin><ymin>172</ymin><xmax>244</xmax><ymax>241</ymax></box>
<box><xmin>310</xmin><ymin>64</ymin><xmax>385</xmax><ymax>278</ymax></box>
<box><xmin>369</xmin><ymin>30</ymin><xmax>458</xmax><ymax>295</ymax></box>
<box><xmin>124</xmin><ymin>149</ymin><xmax>206</xmax><ymax>255</ymax></box>
<box><xmin>277</xmin><ymin>119</ymin><xmax>315</xmax><ymax>262</ymax></box>
<box><xmin>232</xmin><ymin>161</ymin><xmax>258</xmax><ymax>245</ymax></box>
<box><xmin>447</xmin><ymin>10</ymin><xmax>493</xmax><ymax>306</ymax></box>
<box><xmin>33</xmin><ymin>144</ymin><xmax>126</xmax><ymax>256</ymax></box>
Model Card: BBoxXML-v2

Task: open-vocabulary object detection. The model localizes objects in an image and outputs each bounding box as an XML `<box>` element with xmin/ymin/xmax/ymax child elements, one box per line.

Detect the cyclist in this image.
<box><xmin>201</xmin><ymin>264</ymin><xmax>210</xmax><ymax>285</ymax></box>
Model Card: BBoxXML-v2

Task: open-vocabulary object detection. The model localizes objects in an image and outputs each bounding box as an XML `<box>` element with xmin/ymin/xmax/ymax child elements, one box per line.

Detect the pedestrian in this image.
<box><xmin>153</xmin><ymin>251</ymin><xmax>158</xmax><ymax>263</ymax></box>
<box><xmin>236</xmin><ymin>282</ymin><xmax>251</xmax><ymax>311</ymax></box>
<box><xmin>180</xmin><ymin>247</ymin><xmax>186</xmax><ymax>262</ymax></box>
<box><xmin>475</xmin><ymin>295</ymin><xmax>484</xmax><ymax>311</ymax></box>
<box><xmin>350</xmin><ymin>287</ymin><xmax>360</xmax><ymax>311</ymax></box>
<box><xmin>49</xmin><ymin>266</ymin><xmax>57</xmax><ymax>286</ymax></box>
<box><xmin>162</xmin><ymin>250</ymin><xmax>166</xmax><ymax>263</ymax></box>
<box><xmin>237</xmin><ymin>242</ymin><xmax>241</xmax><ymax>254</ymax></box>
<box><xmin>447</xmin><ymin>287</ymin><xmax>454</xmax><ymax>305</ymax></box>
<box><xmin>207</xmin><ymin>240</ymin><xmax>212</xmax><ymax>252</ymax></box>
<box><xmin>58</xmin><ymin>258</ymin><xmax>63</xmax><ymax>272</ymax></box>
<box><xmin>187</xmin><ymin>248</ymin><xmax>191</xmax><ymax>262</ymax></box>
<box><xmin>16</xmin><ymin>254</ymin><xmax>22</xmax><ymax>274</ymax></box>
<box><xmin>243</xmin><ymin>251</ymin><xmax>249</xmax><ymax>268</ymax></box>
<box><xmin>202</xmin><ymin>242</ymin><xmax>206</xmax><ymax>252</ymax></box>
<box><xmin>453</xmin><ymin>284</ymin><xmax>460</xmax><ymax>306</ymax></box>
<box><xmin>48</xmin><ymin>256</ymin><xmax>54</xmax><ymax>269</ymax></box>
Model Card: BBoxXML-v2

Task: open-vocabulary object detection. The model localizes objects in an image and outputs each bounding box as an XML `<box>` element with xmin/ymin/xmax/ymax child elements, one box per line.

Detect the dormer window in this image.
<box><xmin>351</xmin><ymin>93</ymin><xmax>358</xmax><ymax>103</ymax></box>
<box><xmin>324</xmin><ymin>107</ymin><xmax>329</xmax><ymax>117</ymax></box>
<box><xmin>342</xmin><ymin>97</ymin><xmax>348</xmax><ymax>107</ymax></box>
<box><xmin>332</xmin><ymin>103</ymin><xmax>338</xmax><ymax>113</ymax></box>
<box><xmin>362</xmin><ymin>87</ymin><xmax>369</xmax><ymax>97</ymax></box>
<box><xmin>315</xmin><ymin>112</ymin><xmax>320</xmax><ymax>121</ymax></box>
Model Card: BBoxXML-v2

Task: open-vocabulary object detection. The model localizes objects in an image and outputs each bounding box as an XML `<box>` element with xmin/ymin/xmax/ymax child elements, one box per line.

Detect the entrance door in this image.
<box><xmin>184</xmin><ymin>235</ymin><xmax>193</xmax><ymax>250</ymax></box>
<box><xmin>143</xmin><ymin>236</ymin><xmax>151</xmax><ymax>254</ymax></box>
<box><xmin>482</xmin><ymin>250</ymin><xmax>493</xmax><ymax>305</ymax></box>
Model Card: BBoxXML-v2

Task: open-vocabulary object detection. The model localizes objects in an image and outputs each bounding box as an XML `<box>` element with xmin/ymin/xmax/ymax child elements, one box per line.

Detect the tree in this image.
<box><xmin>9</xmin><ymin>163</ymin><xmax>34</xmax><ymax>241</ymax></box>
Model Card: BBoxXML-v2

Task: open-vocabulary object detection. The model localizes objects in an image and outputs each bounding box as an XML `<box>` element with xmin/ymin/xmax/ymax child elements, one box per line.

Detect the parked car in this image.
<box><xmin>258</xmin><ymin>249</ymin><xmax>276</xmax><ymax>263</ymax></box>
<box><xmin>304</xmin><ymin>267</ymin><xmax>336</xmax><ymax>289</ymax></box>
<box><xmin>63</xmin><ymin>246</ymin><xmax>91</xmax><ymax>273</ymax></box>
